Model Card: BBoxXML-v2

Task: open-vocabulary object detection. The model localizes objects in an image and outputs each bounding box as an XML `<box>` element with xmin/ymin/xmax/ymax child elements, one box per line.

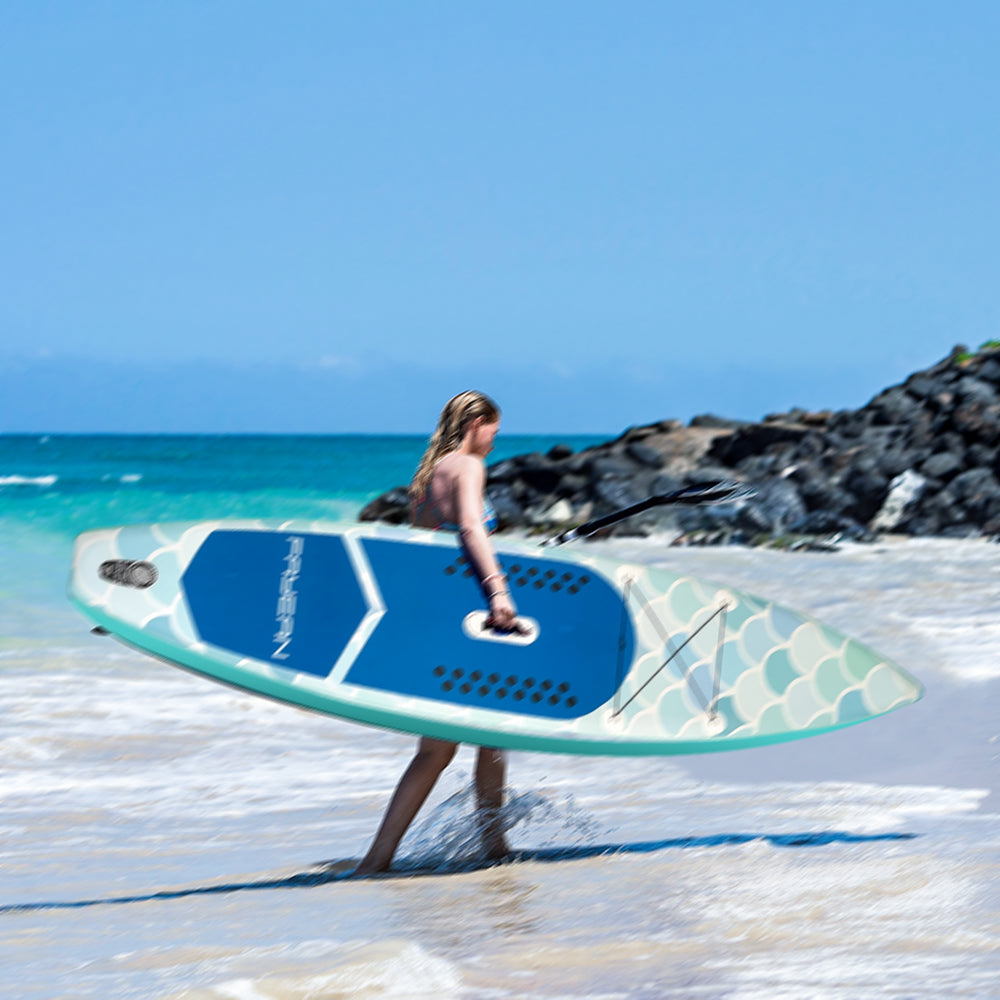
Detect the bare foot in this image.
<box><xmin>353</xmin><ymin>856</ymin><xmax>390</xmax><ymax>876</ymax></box>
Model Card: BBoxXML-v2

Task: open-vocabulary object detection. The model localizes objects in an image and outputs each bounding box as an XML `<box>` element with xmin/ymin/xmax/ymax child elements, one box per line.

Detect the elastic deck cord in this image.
<box><xmin>613</xmin><ymin>578</ymin><xmax>729</xmax><ymax>719</ymax></box>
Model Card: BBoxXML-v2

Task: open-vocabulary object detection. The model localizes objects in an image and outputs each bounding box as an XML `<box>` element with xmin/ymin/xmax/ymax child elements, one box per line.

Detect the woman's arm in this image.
<box><xmin>453</xmin><ymin>456</ymin><xmax>516</xmax><ymax>629</ymax></box>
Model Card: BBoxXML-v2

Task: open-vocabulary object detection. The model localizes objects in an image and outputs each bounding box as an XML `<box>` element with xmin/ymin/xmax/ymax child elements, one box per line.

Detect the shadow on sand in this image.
<box><xmin>0</xmin><ymin>830</ymin><xmax>915</xmax><ymax>914</ymax></box>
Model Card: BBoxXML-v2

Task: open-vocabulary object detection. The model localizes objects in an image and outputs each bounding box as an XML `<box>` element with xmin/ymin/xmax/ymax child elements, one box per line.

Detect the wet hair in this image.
<box><xmin>409</xmin><ymin>390</ymin><xmax>501</xmax><ymax>501</ymax></box>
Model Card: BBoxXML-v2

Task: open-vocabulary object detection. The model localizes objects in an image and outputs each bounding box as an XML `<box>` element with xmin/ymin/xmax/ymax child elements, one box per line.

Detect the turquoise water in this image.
<box><xmin>0</xmin><ymin>433</ymin><xmax>604</xmax><ymax>534</ymax></box>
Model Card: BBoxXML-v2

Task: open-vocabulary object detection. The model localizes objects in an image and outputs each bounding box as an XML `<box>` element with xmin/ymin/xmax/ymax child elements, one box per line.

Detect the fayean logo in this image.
<box><xmin>273</xmin><ymin>536</ymin><xmax>304</xmax><ymax>660</ymax></box>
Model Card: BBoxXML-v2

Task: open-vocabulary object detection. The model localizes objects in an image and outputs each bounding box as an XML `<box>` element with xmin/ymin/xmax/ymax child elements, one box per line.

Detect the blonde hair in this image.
<box><xmin>409</xmin><ymin>391</ymin><xmax>501</xmax><ymax>501</ymax></box>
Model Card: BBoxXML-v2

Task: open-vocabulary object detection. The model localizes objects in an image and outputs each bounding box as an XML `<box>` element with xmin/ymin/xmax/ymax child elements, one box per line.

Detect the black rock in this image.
<box><xmin>517</xmin><ymin>456</ymin><xmax>563</xmax><ymax>493</ymax></box>
<box><xmin>736</xmin><ymin>479</ymin><xmax>807</xmax><ymax>535</ymax></box>
<box><xmin>487</xmin><ymin>483</ymin><xmax>525</xmax><ymax>528</ymax></box>
<box><xmin>564</xmin><ymin>453</ymin><xmax>595</xmax><ymax>475</ymax></box>
<box><xmin>689</xmin><ymin>414</ymin><xmax>749</xmax><ymax>430</ymax></box>
<box><xmin>650</xmin><ymin>473</ymin><xmax>683</xmax><ymax>496</ymax></box>
<box><xmin>920</xmin><ymin>451</ymin><xmax>965</xmax><ymax>481</ymax></box>
<box><xmin>934</xmin><ymin>431</ymin><xmax>966</xmax><ymax>455</ymax></box>
<box><xmin>674</xmin><ymin>502</ymin><xmax>740</xmax><ymax>534</ymax></box>
<box><xmin>785</xmin><ymin>461</ymin><xmax>830</xmax><ymax>503</ymax></box>
<box><xmin>967</xmin><ymin>443</ymin><xmax>995</xmax><ymax>468</ymax></box>
<box><xmin>897</xmin><ymin>512</ymin><xmax>942</xmax><ymax>536</ymax></box>
<box><xmin>952</xmin><ymin>401</ymin><xmax>1000</xmax><ymax>445</ymax></box>
<box><xmin>791</xmin><ymin>510</ymin><xmax>864</xmax><ymax>537</ymax></box>
<box><xmin>878</xmin><ymin>448</ymin><xmax>923</xmax><ymax>479</ymax></box>
<box><xmin>790</xmin><ymin>430</ymin><xmax>827</xmax><ymax>461</ymax></box>
<box><xmin>625</xmin><ymin>442</ymin><xmax>665</xmax><ymax>468</ymax></box>
<box><xmin>685</xmin><ymin>465</ymin><xmax>738</xmax><ymax>485</ymax></box>
<box><xmin>918</xmin><ymin>488</ymin><xmax>967</xmax><ymax>528</ymax></box>
<box><xmin>359</xmin><ymin>486</ymin><xmax>409</xmax><ymax>524</ymax></box>
<box><xmin>735</xmin><ymin>454</ymin><xmax>782</xmax><ymax>480</ymax></box>
<box><xmin>594</xmin><ymin>476</ymin><xmax>649</xmax><ymax>511</ymax></box>
<box><xmin>591</xmin><ymin>455</ymin><xmax>637</xmax><ymax>479</ymax></box>
<box><xmin>827</xmin><ymin>409</ymin><xmax>871</xmax><ymax>441</ymax></box>
<box><xmin>869</xmin><ymin>386</ymin><xmax>921</xmax><ymax>426</ymax></box>
<box><xmin>904</xmin><ymin>373</ymin><xmax>937</xmax><ymax>399</ymax></box>
<box><xmin>709</xmin><ymin>423</ymin><xmax>812</xmax><ymax>466</ymax></box>
<box><xmin>946</xmin><ymin>468</ymin><xmax>1000</xmax><ymax>524</ymax></box>
<box><xmin>486</xmin><ymin>458</ymin><xmax>519</xmax><ymax>483</ymax></box>
<box><xmin>976</xmin><ymin>359</ymin><xmax>1000</xmax><ymax>385</ymax></box>
<box><xmin>842</xmin><ymin>460</ymin><xmax>890</xmax><ymax>521</ymax></box>
<box><xmin>555</xmin><ymin>473</ymin><xmax>589</xmax><ymax>499</ymax></box>
<box><xmin>957</xmin><ymin>376</ymin><xmax>997</xmax><ymax>405</ymax></box>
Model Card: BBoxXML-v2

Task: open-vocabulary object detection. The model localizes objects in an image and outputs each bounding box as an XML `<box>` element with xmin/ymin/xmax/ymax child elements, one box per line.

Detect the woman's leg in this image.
<box><xmin>475</xmin><ymin>747</ymin><xmax>509</xmax><ymax>860</ymax></box>
<box><xmin>355</xmin><ymin>737</ymin><xmax>457</xmax><ymax>874</ymax></box>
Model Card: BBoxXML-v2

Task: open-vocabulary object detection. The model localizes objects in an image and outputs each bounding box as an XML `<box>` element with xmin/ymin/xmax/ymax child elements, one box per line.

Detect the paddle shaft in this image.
<box><xmin>542</xmin><ymin>481</ymin><xmax>751</xmax><ymax>546</ymax></box>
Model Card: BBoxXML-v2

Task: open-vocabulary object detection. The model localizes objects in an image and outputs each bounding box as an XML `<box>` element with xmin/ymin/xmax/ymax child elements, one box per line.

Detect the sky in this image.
<box><xmin>2</xmin><ymin>1</ymin><xmax>999</xmax><ymax>433</ymax></box>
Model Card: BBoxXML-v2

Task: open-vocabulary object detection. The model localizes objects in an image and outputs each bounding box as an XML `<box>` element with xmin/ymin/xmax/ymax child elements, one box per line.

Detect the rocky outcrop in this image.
<box><xmin>360</xmin><ymin>344</ymin><xmax>1000</xmax><ymax>545</ymax></box>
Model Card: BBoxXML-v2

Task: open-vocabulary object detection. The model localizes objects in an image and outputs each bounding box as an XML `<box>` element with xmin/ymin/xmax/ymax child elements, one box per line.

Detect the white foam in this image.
<box><xmin>183</xmin><ymin>941</ymin><xmax>462</xmax><ymax>1000</ymax></box>
<box><xmin>101</xmin><ymin>473</ymin><xmax>144</xmax><ymax>484</ymax></box>
<box><xmin>0</xmin><ymin>474</ymin><xmax>57</xmax><ymax>487</ymax></box>
<box><xmin>906</xmin><ymin>616</ymin><xmax>1000</xmax><ymax>682</ymax></box>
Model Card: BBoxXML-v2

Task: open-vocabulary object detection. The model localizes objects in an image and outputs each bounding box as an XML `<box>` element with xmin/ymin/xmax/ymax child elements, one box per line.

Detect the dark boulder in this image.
<box><xmin>735</xmin><ymin>479</ymin><xmax>807</xmax><ymax>536</ymax></box>
<box><xmin>555</xmin><ymin>472</ymin><xmax>590</xmax><ymax>499</ymax></box>
<box><xmin>626</xmin><ymin>442</ymin><xmax>665</xmax><ymax>468</ymax></box>
<box><xmin>791</xmin><ymin>509</ymin><xmax>865</xmax><ymax>538</ymax></box>
<box><xmin>842</xmin><ymin>459</ymin><xmax>890</xmax><ymax>522</ymax></box>
<box><xmin>591</xmin><ymin>454</ymin><xmax>638</xmax><ymax>479</ymax></box>
<box><xmin>486</xmin><ymin>458</ymin><xmax>520</xmax><ymax>484</ymax></box>
<box><xmin>650</xmin><ymin>473</ymin><xmax>683</xmax><ymax>496</ymax></box>
<box><xmin>945</xmin><ymin>468</ymin><xmax>1000</xmax><ymax>525</ymax></box>
<box><xmin>359</xmin><ymin>487</ymin><xmax>409</xmax><ymax>524</ymax></box>
<box><xmin>689</xmin><ymin>414</ymin><xmax>750</xmax><ymax>430</ymax></box>
<box><xmin>517</xmin><ymin>455</ymin><xmax>564</xmax><ymax>494</ymax></box>
<box><xmin>488</xmin><ymin>483</ymin><xmax>525</xmax><ymax>528</ymax></box>
<box><xmin>976</xmin><ymin>359</ymin><xmax>1000</xmax><ymax>385</ymax></box>
<box><xmin>919</xmin><ymin>451</ymin><xmax>964</xmax><ymax>481</ymax></box>
<box><xmin>952</xmin><ymin>401</ymin><xmax>1000</xmax><ymax>445</ymax></box>
<box><xmin>709</xmin><ymin>422</ymin><xmax>813</xmax><ymax>466</ymax></box>
<box><xmin>868</xmin><ymin>386</ymin><xmax>921</xmax><ymax>426</ymax></box>
<box><xmin>956</xmin><ymin>376</ymin><xmax>997</xmax><ymax>406</ymax></box>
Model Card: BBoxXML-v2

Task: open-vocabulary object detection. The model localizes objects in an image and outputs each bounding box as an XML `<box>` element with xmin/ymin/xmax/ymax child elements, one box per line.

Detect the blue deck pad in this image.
<box><xmin>181</xmin><ymin>530</ymin><xmax>368</xmax><ymax>677</ymax></box>
<box><xmin>344</xmin><ymin>538</ymin><xmax>635</xmax><ymax>719</ymax></box>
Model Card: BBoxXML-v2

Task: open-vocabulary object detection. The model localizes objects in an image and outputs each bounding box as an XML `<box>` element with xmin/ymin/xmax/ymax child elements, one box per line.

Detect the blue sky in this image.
<box><xmin>2</xmin><ymin>2</ymin><xmax>998</xmax><ymax>433</ymax></box>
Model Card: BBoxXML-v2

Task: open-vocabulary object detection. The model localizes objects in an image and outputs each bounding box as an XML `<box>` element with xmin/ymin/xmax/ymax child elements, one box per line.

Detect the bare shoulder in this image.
<box><xmin>451</xmin><ymin>453</ymin><xmax>485</xmax><ymax>483</ymax></box>
<box><xmin>437</xmin><ymin>451</ymin><xmax>483</xmax><ymax>479</ymax></box>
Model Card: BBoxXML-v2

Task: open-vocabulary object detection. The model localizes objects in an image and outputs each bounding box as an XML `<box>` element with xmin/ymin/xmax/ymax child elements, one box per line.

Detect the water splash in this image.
<box><xmin>395</xmin><ymin>781</ymin><xmax>601</xmax><ymax>872</ymax></box>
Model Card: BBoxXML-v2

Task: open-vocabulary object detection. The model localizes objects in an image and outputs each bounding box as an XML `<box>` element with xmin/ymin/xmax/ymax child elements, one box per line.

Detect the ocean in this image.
<box><xmin>1</xmin><ymin>435</ymin><xmax>997</xmax><ymax>999</ymax></box>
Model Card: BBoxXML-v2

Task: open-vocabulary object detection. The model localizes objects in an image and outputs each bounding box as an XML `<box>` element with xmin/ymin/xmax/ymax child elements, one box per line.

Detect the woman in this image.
<box><xmin>355</xmin><ymin>391</ymin><xmax>516</xmax><ymax>875</ymax></box>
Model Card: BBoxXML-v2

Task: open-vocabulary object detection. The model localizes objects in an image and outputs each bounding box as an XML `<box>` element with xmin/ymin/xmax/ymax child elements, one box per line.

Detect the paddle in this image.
<box><xmin>541</xmin><ymin>480</ymin><xmax>755</xmax><ymax>547</ymax></box>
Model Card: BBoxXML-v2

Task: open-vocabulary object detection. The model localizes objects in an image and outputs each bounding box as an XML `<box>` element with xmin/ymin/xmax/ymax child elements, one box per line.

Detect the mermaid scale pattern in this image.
<box><xmin>609</xmin><ymin>562</ymin><xmax>919</xmax><ymax>743</ymax></box>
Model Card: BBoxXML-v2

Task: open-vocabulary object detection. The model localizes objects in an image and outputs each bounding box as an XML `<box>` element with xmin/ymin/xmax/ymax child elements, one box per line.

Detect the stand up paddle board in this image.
<box><xmin>69</xmin><ymin>519</ymin><xmax>922</xmax><ymax>755</ymax></box>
